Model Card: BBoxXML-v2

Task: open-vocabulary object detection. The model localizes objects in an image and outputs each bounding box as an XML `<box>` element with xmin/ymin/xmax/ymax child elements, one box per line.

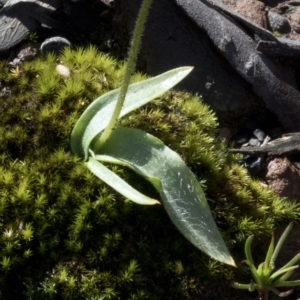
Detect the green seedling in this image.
<box><xmin>232</xmin><ymin>222</ymin><xmax>300</xmax><ymax>300</ymax></box>
<box><xmin>70</xmin><ymin>0</ymin><xmax>235</xmax><ymax>265</ymax></box>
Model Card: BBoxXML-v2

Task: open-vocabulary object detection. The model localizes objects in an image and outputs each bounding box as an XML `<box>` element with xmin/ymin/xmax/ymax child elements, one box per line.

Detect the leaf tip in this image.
<box><xmin>148</xmin><ymin>199</ymin><xmax>161</xmax><ymax>205</ymax></box>
<box><xmin>226</xmin><ymin>256</ymin><xmax>237</xmax><ymax>267</ymax></box>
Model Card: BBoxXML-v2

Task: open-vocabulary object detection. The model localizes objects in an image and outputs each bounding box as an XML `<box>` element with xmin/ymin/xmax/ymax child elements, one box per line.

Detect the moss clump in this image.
<box><xmin>0</xmin><ymin>46</ymin><xmax>299</xmax><ymax>299</ymax></box>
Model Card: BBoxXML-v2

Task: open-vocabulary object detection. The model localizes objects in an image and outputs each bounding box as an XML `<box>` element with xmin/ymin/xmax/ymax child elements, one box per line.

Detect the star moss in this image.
<box><xmin>0</xmin><ymin>46</ymin><xmax>298</xmax><ymax>299</ymax></box>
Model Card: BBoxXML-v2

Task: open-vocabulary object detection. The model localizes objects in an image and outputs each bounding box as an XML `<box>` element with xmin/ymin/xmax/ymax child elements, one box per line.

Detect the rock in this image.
<box><xmin>56</xmin><ymin>64</ymin><xmax>70</xmax><ymax>77</ymax></box>
<box><xmin>40</xmin><ymin>37</ymin><xmax>71</xmax><ymax>55</ymax></box>
<box><xmin>9</xmin><ymin>44</ymin><xmax>38</xmax><ymax>66</ymax></box>
<box><xmin>221</xmin><ymin>0</ymin><xmax>267</xmax><ymax>28</ymax></box>
<box><xmin>289</xmin><ymin>1</ymin><xmax>300</xmax><ymax>6</ymax></box>
<box><xmin>285</xmin><ymin>6</ymin><xmax>300</xmax><ymax>33</ymax></box>
<box><xmin>17</xmin><ymin>44</ymin><xmax>37</xmax><ymax>61</ymax></box>
<box><xmin>265</xmin><ymin>157</ymin><xmax>300</xmax><ymax>201</ymax></box>
<box><xmin>248</xmin><ymin>138</ymin><xmax>261</xmax><ymax>146</ymax></box>
<box><xmin>0</xmin><ymin>86</ymin><xmax>11</xmax><ymax>97</ymax></box>
<box><xmin>253</xmin><ymin>128</ymin><xmax>267</xmax><ymax>142</ymax></box>
<box><xmin>261</xmin><ymin>135</ymin><xmax>271</xmax><ymax>146</ymax></box>
<box><xmin>234</xmin><ymin>0</ymin><xmax>267</xmax><ymax>28</ymax></box>
<box><xmin>267</xmin><ymin>11</ymin><xmax>291</xmax><ymax>33</ymax></box>
<box><xmin>243</xmin><ymin>155</ymin><xmax>264</xmax><ymax>175</ymax></box>
<box><xmin>0</xmin><ymin>0</ymin><xmax>6</xmax><ymax>8</ymax></box>
<box><xmin>0</xmin><ymin>0</ymin><xmax>61</xmax><ymax>51</ymax></box>
<box><xmin>114</xmin><ymin>0</ymin><xmax>260</xmax><ymax>124</ymax></box>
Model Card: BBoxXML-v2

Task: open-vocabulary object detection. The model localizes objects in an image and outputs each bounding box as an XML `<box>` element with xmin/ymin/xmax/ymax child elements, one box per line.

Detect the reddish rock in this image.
<box><xmin>266</xmin><ymin>157</ymin><xmax>300</xmax><ymax>201</ymax></box>
<box><xmin>222</xmin><ymin>0</ymin><xmax>267</xmax><ymax>28</ymax></box>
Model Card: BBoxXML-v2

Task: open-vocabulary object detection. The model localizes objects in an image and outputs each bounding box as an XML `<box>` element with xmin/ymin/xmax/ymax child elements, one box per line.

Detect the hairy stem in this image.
<box><xmin>99</xmin><ymin>0</ymin><xmax>154</xmax><ymax>144</ymax></box>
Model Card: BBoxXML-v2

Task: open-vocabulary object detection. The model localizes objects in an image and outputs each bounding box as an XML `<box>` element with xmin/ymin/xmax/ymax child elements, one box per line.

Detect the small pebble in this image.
<box><xmin>248</xmin><ymin>138</ymin><xmax>261</xmax><ymax>147</ymax></box>
<box><xmin>268</xmin><ymin>11</ymin><xmax>291</xmax><ymax>33</ymax></box>
<box><xmin>56</xmin><ymin>64</ymin><xmax>71</xmax><ymax>77</ymax></box>
<box><xmin>253</xmin><ymin>128</ymin><xmax>266</xmax><ymax>142</ymax></box>
<box><xmin>40</xmin><ymin>37</ymin><xmax>71</xmax><ymax>55</ymax></box>
<box><xmin>0</xmin><ymin>87</ymin><xmax>11</xmax><ymax>97</ymax></box>
<box><xmin>261</xmin><ymin>135</ymin><xmax>271</xmax><ymax>146</ymax></box>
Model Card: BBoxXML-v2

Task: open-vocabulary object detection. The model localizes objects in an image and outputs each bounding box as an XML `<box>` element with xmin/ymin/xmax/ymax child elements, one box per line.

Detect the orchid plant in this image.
<box><xmin>70</xmin><ymin>0</ymin><xmax>235</xmax><ymax>266</ymax></box>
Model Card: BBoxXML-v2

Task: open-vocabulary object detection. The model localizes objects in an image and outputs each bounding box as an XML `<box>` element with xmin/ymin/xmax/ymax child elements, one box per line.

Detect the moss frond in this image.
<box><xmin>34</xmin><ymin>72</ymin><xmax>60</xmax><ymax>98</ymax></box>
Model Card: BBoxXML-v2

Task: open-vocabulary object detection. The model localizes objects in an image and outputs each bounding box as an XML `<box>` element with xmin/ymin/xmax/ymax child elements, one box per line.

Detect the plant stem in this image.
<box><xmin>99</xmin><ymin>0</ymin><xmax>154</xmax><ymax>145</ymax></box>
<box><xmin>259</xmin><ymin>290</ymin><xmax>268</xmax><ymax>300</ymax></box>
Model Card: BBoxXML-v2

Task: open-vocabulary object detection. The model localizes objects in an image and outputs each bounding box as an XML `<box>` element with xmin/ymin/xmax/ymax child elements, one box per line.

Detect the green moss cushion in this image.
<box><xmin>0</xmin><ymin>46</ymin><xmax>298</xmax><ymax>299</ymax></box>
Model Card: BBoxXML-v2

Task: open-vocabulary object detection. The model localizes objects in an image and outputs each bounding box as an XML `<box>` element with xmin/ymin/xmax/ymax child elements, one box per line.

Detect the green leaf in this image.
<box><xmin>244</xmin><ymin>236</ymin><xmax>262</xmax><ymax>285</ymax></box>
<box><xmin>273</xmin><ymin>253</ymin><xmax>300</xmax><ymax>276</ymax></box>
<box><xmin>245</xmin><ymin>236</ymin><xmax>255</xmax><ymax>267</ymax></box>
<box><xmin>71</xmin><ymin>67</ymin><xmax>193</xmax><ymax>160</ymax></box>
<box><xmin>271</xmin><ymin>266</ymin><xmax>299</xmax><ymax>285</ymax></box>
<box><xmin>86</xmin><ymin>157</ymin><xmax>160</xmax><ymax>205</ymax></box>
<box><xmin>265</xmin><ymin>234</ymin><xmax>274</xmax><ymax>264</ymax></box>
<box><xmin>275</xmin><ymin>280</ymin><xmax>300</xmax><ymax>287</ymax></box>
<box><xmin>271</xmin><ymin>222</ymin><xmax>293</xmax><ymax>263</ymax></box>
<box><xmin>91</xmin><ymin>127</ymin><xmax>235</xmax><ymax>266</ymax></box>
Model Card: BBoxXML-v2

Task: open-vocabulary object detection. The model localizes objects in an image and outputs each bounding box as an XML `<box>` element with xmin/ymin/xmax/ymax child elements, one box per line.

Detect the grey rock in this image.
<box><xmin>117</xmin><ymin>0</ymin><xmax>300</xmax><ymax>131</ymax></box>
<box><xmin>0</xmin><ymin>0</ymin><xmax>61</xmax><ymax>51</ymax></box>
<box><xmin>268</xmin><ymin>11</ymin><xmax>291</xmax><ymax>33</ymax></box>
<box><xmin>114</xmin><ymin>0</ymin><xmax>260</xmax><ymax>123</ymax></box>
<box><xmin>40</xmin><ymin>37</ymin><xmax>71</xmax><ymax>54</ymax></box>
<box><xmin>176</xmin><ymin>0</ymin><xmax>300</xmax><ymax>131</ymax></box>
<box><xmin>289</xmin><ymin>0</ymin><xmax>300</xmax><ymax>6</ymax></box>
<box><xmin>0</xmin><ymin>86</ymin><xmax>11</xmax><ymax>97</ymax></box>
<box><xmin>249</xmin><ymin>138</ymin><xmax>261</xmax><ymax>147</ymax></box>
<box><xmin>261</xmin><ymin>135</ymin><xmax>271</xmax><ymax>146</ymax></box>
<box><xmin>253</xmin><ymin>128</ymin><xmax>267</xmax><ymax>142</ymax></box>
